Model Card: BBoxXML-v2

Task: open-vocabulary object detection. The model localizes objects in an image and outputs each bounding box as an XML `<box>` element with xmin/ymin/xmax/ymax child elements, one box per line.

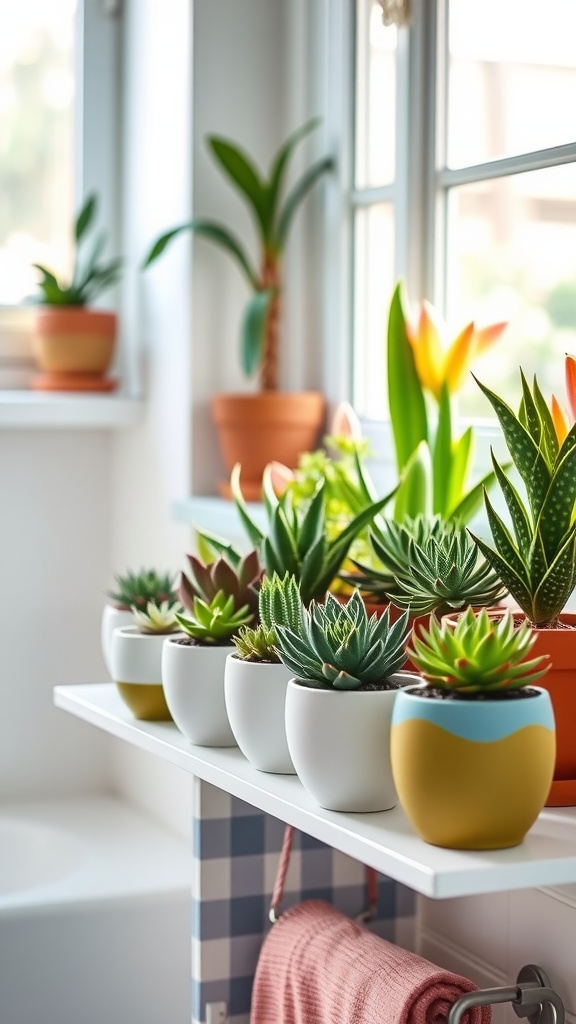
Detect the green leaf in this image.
<box><xmin>532</xmin><ymin>522</ymin><xmax>576</xmax><ymax>625</ymax></box>
<box><xmin>230</xmin><ymin>464</ymin><xmax>266</xmax><ymax>548</ymax></box>
<box><xmin>519</xmin><ymin>369</ymin><xmax>543</xmax><ymax>449</ymax></box>
<box><xmin>75</xmin><ymin>194</ymin><xmax>97</xmax><ymax>242</ymax></box>
<box><xmin>471</xmin><ymin>531</ymin><xmax>533</xmax><ymax>618</ymax></box>
<box><xmin>194</xmin><ymin>528</ymin><xmax>242</xmax><ymax>569</ymax></box>
<box><xmin>142</xmin><ymin>219</ymin><xmax>258</xmax><ymax>287</ymax></box>
<box><xmin>447</xmin><ymin>427</ymin><xmax>473</xmax><ymax>515</ymax></box>
<box><xmin>394</xmin><ymin>441</ymin><xmax>432</xmax><ymax>520</ymax></box>
<box><xmin>275</xmin><ymin>156</ymin><xmax>334</xmax><ymax>251</ymax></box>
<box><xmin>483</xmin><ymin>490</ymin><xmax>530</xmax><ymax>586</ymax></box>
<box><xmin>240</xmin><ymin>290</ymin><xmax>274</xmax><ymax>376</ymax></box>
<box><xmin>296</xmin><ymin>484</ymin><xmax>325</xmax><ymax>558</ymax></box>
<box><xmin>536</xmin><ymin>435</ymin><xmax>576</xmax><ymax>560</ymax></box>
<box><xmin>299</xmin><ymin>535</ymin><xmax>329</xmax><ymax>604</ymax></box>
<box><xmin>268</xmin><ymin>506</ymin><xmax>301</xmax><ymax>575</ymax></box>
<box><xmin>208</xmin><ymin>136</ymin><xmax>269</xmax><ymax>242</ymax></box>
<box><xmin>533</xmin><ymin>375</ymin><xmax>560</xmax><ymax>467</ymax></box>
<box><xmin>488</xmin><ymin>451</ymin><xmax>532</xmax><ymax>557</ymax></box>
<box><xmin>432</xmin><ymin>385</ymin><xmax>452</xmax><ymax>516</ymax></box>
<box><xmin>387</xmin><ymin>282</ymin><xmax>428</xmax><ymax>473</ymax></box>
<box><xmin>266</xmin><ymin>118</ymin><xmax>321</xmax><ymax>235</ymax></box>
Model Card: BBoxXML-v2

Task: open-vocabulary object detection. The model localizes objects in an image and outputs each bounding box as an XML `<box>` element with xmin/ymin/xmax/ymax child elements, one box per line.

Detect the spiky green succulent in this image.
<box><xmin>131</xmin><ymin>600</ymin><xmax>182</xmax><ymax>635</ymax></box>
<box><xmin>346</xmin><ymin>516</ymin><xmax>506</xmax><ymax>617</ymax></box>
<box><xmin>408</xmin><ymin>607</ymin><xmax>551</xmax><ymax>694</ymax></box>
<box><xmin>233</xmin><ymin>572</ymin><xmax>303</xmax><ymax>662</ymax></box>
<box><xmin>274</xmin><ymin>590</ymin><xmax>410</xmax><ymax>690</ymax></box>
<box><xmin>215</xmin><ymin>462</ymin><xmax>396</xmax><ymax>607</ymax></box>
<box><xmin>107</xmin><ymin>569</ymin><xmax>178</xmax><ymax>610</ymax></box>
<box><xmin>471</xmin><ymin>370</ymin><xmax>576</xmax><ymax>628</ymax></box>
<box><xmin>176</xmin><ymin>592</ymin><xmax>253</xmax><ymax>644</ymax></box>
<box><xmin>179</xmin><ymin>549</ymin><xmax>262</xmax><ymax>620</ymax></box>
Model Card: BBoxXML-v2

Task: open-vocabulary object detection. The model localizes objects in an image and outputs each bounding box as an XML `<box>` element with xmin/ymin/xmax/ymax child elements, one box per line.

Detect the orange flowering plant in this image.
<box><xmin>387</xmin><ymin>282</ymin><xmax>507</xmax><ymax>522</ymax></box>
<box><xmin>549</xmin><ymin>354</ymin><xmax>576</xmax><ymax>444</ymax></box>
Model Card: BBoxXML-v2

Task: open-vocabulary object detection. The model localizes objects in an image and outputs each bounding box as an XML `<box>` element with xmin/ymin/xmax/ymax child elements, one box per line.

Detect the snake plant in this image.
<box><xmin>408</xmin><ymin>607</ymin><xmax>551</xmax><ymax>694</ymax></box>
<box><xmin>472</xmin><ymin>370</ymin><xmax>576</xmax><ymax>628</ymax></box>
<box><xmin>233</xmin><ymin>572</ymin><xmax>303</xmax><ymax>662</ymax></box>
<box><xmin>176</xmin><ymin>550</ymin><xmax>262</xmax><ymax>644</ymax></box>
<box><xmin>350</xmin><ymin>516</ymin><xmax>506</xmax><ymax>617</ymax></box>
<box><xmin>274</xmin><ymin>590</ymin><xmax>410</xmax><ymax>690</ymax></box>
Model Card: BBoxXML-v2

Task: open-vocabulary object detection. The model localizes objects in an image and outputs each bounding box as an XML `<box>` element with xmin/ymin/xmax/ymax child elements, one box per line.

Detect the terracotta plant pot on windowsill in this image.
<box><xmin>31</xmin><ymin>308</ymin><xmax>118</xmax><ymax>392</ymax></box>
<box><xmin>211</xmin><ymin>391</ymin><xmax>325</xmax><ymax>501</ymax></box>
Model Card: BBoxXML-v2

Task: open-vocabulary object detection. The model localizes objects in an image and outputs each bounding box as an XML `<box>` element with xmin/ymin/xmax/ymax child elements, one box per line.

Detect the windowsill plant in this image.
<box><xmin>143</xmin><ymin>121</ymin><xmax>334</xmax><ymax>499</ymax></box>
<box><xmin>31</xmin><ymin>193</ymin><xmax>122</xmax><ymax>393</ymax></box>
<box><xmin>161</xmin><ymin>550</ymin><xmax>262</xmax><ymax>747</ymax></box>
<box><xmin>110</xmin><ymin>600</ymin><xmax>182</xmax><ymax>722</ymax></box>
<box><xmin>273</xmin><ymin>590</ymin><xmax>419</xmax><ymax>812</ymax></box>
<box><xmin>391</xmin><ymin>608</ymin><xmax>554</xmax><ymax>850</ymax></box>
<box><xmin>101</xmin><ymin>568</ymin><xmax>178</xmax><ymax>675</ymax></box>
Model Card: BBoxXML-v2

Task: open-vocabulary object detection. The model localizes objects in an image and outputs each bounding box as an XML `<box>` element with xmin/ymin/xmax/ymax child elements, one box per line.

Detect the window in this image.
<box><xmin>0</xmin><ymin>0</ymin><xmax>120</xmax><ymax>388</ymax></box>
<box><xmin>350</xmin><ymin>0</ymin><xmax>576</xmax><ymax>419</ymax></box>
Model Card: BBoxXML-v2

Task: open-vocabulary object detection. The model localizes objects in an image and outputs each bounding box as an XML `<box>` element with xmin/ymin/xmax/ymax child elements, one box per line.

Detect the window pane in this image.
<box><xmin>446</xmin><ymin>0</ymin><xmax>576</xmax><ymax>169</ymax></box>
<box><xmin>353</xmin><ymin>204</ymin><xmax>395</xmax><ymax>416</ymax></box>
<box><xmin>0</xmin><ymin>0</ymin><xmax>75</xmax><ymax>304</ymax></box>
<box><xmin>355</xmin><ymin>0</ymin><xmax>396</xmax><ymax>188</ymax></box>
<box><xmin>445</xmin><ymin>163</ymin><xmax>576</xmax><ymax>415</ymax></box>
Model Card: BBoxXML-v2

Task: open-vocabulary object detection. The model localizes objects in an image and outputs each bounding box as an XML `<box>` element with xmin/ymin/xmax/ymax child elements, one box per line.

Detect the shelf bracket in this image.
<box><xmin>448</xmin><ymin>966</ymin><xmax>564</xmax><ymax>1024</ymax></box>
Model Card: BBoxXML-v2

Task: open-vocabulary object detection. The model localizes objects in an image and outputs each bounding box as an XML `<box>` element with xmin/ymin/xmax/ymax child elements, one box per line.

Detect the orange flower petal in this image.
<box><xmin>268</xmin><ymin>461</ymin><xmax>294</xmax><ymax>497</ymax></box>
<box><xmin>551</xmin><ymin>395</ymin><xmax>569</xmax><ymax>445</ymax></box>
<box><xmin>474</xmin><ymin>321</ymin><xmax>508</xmax><ymax>355</ymax></box>
<box><xmin>410</xmin><ymin>301</ymin><xmax>445</xmax><ymax>399</ymax></box>
<box><xmin>565</xmin><ymin>355</ymin><xmax>576</xmax><ymax>423</ymax></box>
<box><xmin>444</xmin><ymin>321</ymin><xmax>476</xmax><ymax>394</ymax></box>
<box><xmin>330</xmin><ymin>401</ymin><xmax>362</xmax><ymax>440</ymax></box>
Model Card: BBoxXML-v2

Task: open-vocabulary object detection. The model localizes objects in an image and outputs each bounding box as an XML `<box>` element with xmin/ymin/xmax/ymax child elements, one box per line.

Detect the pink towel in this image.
<box><xmin>251</xmin><ymin>900</ymin><xmax>492</xmax><ymax>1024</ymax></box>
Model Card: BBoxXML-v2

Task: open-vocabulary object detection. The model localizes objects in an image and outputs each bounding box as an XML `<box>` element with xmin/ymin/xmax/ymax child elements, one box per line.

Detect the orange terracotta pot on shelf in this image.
<box><xmin>211</xmin><ymin>391</ymin><xmax>325</xmax><ymax>501</ymax></box>
<box><xmin>31</xmin><ymin>308</ymin><xmax>117</xmax><ymax>392</ymax></box>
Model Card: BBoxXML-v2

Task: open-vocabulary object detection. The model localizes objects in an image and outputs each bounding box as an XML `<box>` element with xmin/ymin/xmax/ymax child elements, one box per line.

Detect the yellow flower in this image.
<box><xmin>407</xmin><ymin>300</ymin><xmax>508</xmax><ymax>401</ymax></box>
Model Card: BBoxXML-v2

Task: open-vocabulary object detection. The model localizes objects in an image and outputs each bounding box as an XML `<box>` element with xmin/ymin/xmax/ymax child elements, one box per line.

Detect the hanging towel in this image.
<box><xmin>251</xmin><ymin>899</ymin><xmax>491</xmax><ymax>1024</ymax></box>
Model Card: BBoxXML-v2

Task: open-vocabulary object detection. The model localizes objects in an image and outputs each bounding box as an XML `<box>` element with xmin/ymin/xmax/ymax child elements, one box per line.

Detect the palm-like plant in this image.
<box><xmin>349</xmin><ymin>516</ymin><xmax>506</xmax><ymax>616</ymax></box>
<box><xmin>408</xmin><ymin>607</ymin><xmax>550</xmax><ymax>694</ymax></box>
<box><xmin>34</xmin><ymin>193</ymin><xmax>122</xmax><ymax>306</ymax></box>
<box><xmin>143</xmin><ymin>120</ymin><xmax>333</xmax><ymax>390</ymax></box>
<box><xmin>275</xmin><ymin>591</ymin><xmax>410</xmax><ymax>690</ymax></box>
<box><xmin>472</xmin><ymin>371</ymin><xmax>576</xmax><ymax>628</ymax></box>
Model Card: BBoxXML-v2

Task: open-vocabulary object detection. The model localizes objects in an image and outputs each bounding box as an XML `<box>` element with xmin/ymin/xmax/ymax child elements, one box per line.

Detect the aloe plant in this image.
<box><xmin>349</xmin><ymin>516</ymin><xmax>506</xmax><ymax>617</ymax></box>
<box><xmin>34</xmin><ymin>193</ymin><xmax>122</xmax><ymax>306</ymax></box>
<box><xmin>107</xmin><ymin>568</ymin><xmax>178</xmax><ymax>610</ymax></box>
<box><xmin>143</xmin><ymin>120</ymin><xmax>333</xmax><ymax>390</ymax></box>
<box><xmin>215</xmin><ymin>463</ymin><xmax>396</xmax><ymax>606</ymax></box>
<box><xmin>233</xmin><ymin>572</ymin><xmax>303</xmax><ymax>662</ymax></box>
<box><xmin>472</xmin><ymin>370</ymin><xmax>576</xmax><ymax>628</ymax></box>
<box><xmin>408</xmin><ymin>607</ymin><xmax>550</xmax><ymax>694</ymax></box>
<box><xmin>274</xmin><ymin>591</ymin><xmax>410</xmax><ymax>690</ymax></box>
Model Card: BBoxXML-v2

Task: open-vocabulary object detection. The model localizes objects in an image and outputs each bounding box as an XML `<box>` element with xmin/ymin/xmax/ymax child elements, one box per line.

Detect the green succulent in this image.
<box><xmin>176</xmin><ymin>592</ymin><xmax>254</xmax><ymax>644</ymax></box>
<box><xmin>275</xmin><ymin>590</ymin><xmax>411</xmax><ymax>690</ymax></box>
<box><xmin>408</xmin><ymin>607</ymin><xmax>551</xmax><ymax>694</ymax></box>
<box><xmin>472</xmin><ymin>371</ymin><xmax>576</xmax><ymax>628</ymax></box>
<box><xmin>233</xmin><ymin>572</ymin><xmax>303</xmax><ymax>662</ymax></box>
<box><xmin>344</xmin><ymin>515</ymin><xmax>446</xmax><ymax>597</ymax></box>
<box><xmin>221</xmin><ymin>462</ymin><xmax>396</xmax><ymax>606</ymax></box>
<box><xmin>34</xmin><ymin>193</ymin><xmax>122</xmax><ymax>306</ymax></box>
<box><xmin>351</xmin><ymin>516</ymin><xmax>506</xmax><ymax>616</ymax></box>
<box><xmin>179</xmin><ymin>549</ymin><xmax>262</xmax><ymax>620</ymax></box>
<box><xmin>107</xmin><ymin>568</ymin><xmax>178</xmax><ymax>610</ymax></box>
<box><xmin>131</xmin><ymin>600</ymin><xmax>182</xmax><ymax>635</ymax></box>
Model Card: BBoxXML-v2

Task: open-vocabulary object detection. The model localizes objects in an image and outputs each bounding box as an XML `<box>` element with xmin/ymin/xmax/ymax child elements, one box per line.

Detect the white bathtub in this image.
<box><xmin>0</xmin><ymin>795</ymin><xmax>192</xmax><ymax>1024</ymax></box>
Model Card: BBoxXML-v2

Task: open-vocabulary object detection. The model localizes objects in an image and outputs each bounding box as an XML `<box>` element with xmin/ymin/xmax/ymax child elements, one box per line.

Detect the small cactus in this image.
<box><xmin>232</xmin><ymin>572</ymin><xmax>303</xmax><ymax>662</ymax></box>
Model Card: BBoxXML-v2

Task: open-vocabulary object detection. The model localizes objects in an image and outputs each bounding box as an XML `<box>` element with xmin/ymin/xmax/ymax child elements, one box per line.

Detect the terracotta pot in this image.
<box><xmin>32</xmin><ymin>308</ymin><xmax>117</xmax><ymax>391</ymax></box>
<box><xmin>391</xmin><ymin>686</ymin><xmax>555</xmax><ymax>850</ymax></box>
<box><xmin>211</xmin><ymin>391</ymin><xmax>325</xmax><ymax>500</ymax></box>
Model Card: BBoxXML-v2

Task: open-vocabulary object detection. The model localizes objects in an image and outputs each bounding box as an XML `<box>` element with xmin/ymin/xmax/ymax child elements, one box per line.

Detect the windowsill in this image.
<box><xmin>0</xmin><ymin>390</ymin><xmax>144</xmax><ymax>428</ymax></box>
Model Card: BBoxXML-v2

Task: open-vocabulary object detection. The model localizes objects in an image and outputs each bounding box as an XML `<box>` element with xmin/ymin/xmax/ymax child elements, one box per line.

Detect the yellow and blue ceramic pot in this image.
<box><xmin>391</xmin><ymin>686</ymin><xmax>555</xmax><ymax>850</ymax></box>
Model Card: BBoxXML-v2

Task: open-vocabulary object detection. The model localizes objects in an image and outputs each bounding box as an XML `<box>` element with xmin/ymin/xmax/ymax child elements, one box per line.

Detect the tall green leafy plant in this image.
<box><xmin>143</xmin><ymin>120</ymin><xmax>333</xmax><ymax>390</ymax></box>
<box><xmin>471</xmin><ymin>371</ymin><xmax>576</xmax><ymax>628</ymax></box>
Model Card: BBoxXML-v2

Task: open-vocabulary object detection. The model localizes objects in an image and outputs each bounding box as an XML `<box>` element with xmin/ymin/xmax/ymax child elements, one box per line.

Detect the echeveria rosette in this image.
<box><xmin>179</xmin><ymin>549</ymin><xmax>262</xmax><ymax>622</ymax></box>
<box><xmin>227</xmin><ymin>463</ymin><xmax>397</xmax><ymax>606</ymax></box>
<box><xmin>387</xmin><ymin>282</ymin><xmax>505</xmax><ymax>524</ymax></box>
<box><xmin>131</xmin><ymin>600</ymin><xmax>182</xmax><ymax>635</ymax></box>
<box><xmin>233</xmin><ymin>572</ymin><xmax>303</xmax><ymax>663</ymax></box>
<box><xmin>408</xmin><ymin>608</ymin><xmax>551</xmax><ymax>694</ymax></box>
<box><xmin>471</xmin><ymin>370</ymin><xmax>576</xmax><ymax>628</ymax></box>
<box><xmin>176</xmin><ymin>592</ymin><xmax>253</xmax><ymax>644</ymax></box>
<box><xmin>274</xmin><ymin>590</ymin><xmax>410</xmax><ymax>691</ymax></box>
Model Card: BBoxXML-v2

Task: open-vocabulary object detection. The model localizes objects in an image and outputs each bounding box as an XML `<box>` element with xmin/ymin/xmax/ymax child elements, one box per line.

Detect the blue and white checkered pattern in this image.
<box><xmin>192</xmin><ymin>779</ymin><xmax>416</xmax><ymax>1024</ymax></box>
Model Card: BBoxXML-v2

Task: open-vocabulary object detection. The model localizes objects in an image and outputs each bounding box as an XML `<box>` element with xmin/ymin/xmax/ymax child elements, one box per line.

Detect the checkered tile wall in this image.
<box><xmin>192</xmin><ymin>779</ymin><xmax>416</xmax><ymax>1024</ymax></box>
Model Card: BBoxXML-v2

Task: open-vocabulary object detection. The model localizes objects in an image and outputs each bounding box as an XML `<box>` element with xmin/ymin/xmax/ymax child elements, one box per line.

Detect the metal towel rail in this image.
<box><xmin>449</xmin><ymin>966</ymin><xmax>564</xmax><ymax>1024</ymax></box>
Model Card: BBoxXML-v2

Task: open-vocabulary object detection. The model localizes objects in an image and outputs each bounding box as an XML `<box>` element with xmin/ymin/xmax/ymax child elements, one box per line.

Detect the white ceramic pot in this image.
<box><xmin>162</xmin><ymin>638</ymin><xmax>236</xmax><ymax>747</ymax></box>
<box><xmin>110</xmin><ymin>625</ymin><xmax>176</xmax><ymax>721</ymax></box>
<box><xmin>101</xmin><ymin>605</ymin><xmax>133</xmax><ymax>675</ymax></box>
<box><xmin>284</xmin><ymin>671</ymin><xmax>421</xmax><ymax>812</ymax></box>
<box><xmin>224</xmin><ymin>654</ymin><xmax>295</xmax><ymax>774</ymax></box>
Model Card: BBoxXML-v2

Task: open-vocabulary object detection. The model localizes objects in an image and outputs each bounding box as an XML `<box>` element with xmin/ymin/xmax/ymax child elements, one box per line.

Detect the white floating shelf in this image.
<box><xmin>54</xmin><ymin>683</ymin><xmax>576</xmax><ymax>900</ymax></box>
<box><xmin>0</xmin><ymin>392</ymin><xmax>144</xmax><ymax>428</ymax></box>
